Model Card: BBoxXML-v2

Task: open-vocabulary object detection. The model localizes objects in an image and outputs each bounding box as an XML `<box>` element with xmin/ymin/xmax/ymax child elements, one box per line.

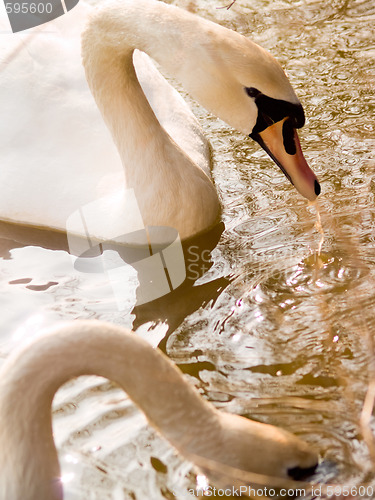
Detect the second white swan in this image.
<box><xmin>0</xmin><ymin>320</ymin><xmax>318</xmax><ymax>500</ymax></box>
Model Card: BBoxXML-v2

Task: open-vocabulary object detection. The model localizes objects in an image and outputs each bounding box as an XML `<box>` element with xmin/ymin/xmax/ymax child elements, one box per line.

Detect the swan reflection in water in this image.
<box><xmin>0</xmin><ymin>219</ymin><xmax>230</xmax><ymax>348</ymax></box>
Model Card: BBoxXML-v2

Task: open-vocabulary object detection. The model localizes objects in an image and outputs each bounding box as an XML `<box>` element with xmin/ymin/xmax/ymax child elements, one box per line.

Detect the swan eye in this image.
<box><xmin>245</xmin><ymin>87</ymin><xmax>261</xmax><ymax>99</ymax></box>
<box><xmin>245</xmin><ymin>87</ymin><xmax>305</xmax><ymax>135</ymax></box>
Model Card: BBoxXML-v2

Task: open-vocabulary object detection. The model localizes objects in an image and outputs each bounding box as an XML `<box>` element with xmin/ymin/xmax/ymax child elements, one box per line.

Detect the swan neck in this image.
<box><xmin>81</xmin><ymin>1</ymin><xmax>186</xmax><ymax>189</ymax></box>
<box><xmin>81</xmin><ymin>0</ymin><xmax>221</xmax><ymax>238</ymax></box>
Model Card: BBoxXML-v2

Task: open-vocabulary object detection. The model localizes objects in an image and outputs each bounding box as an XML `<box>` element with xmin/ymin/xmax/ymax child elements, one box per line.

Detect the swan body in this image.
<box><xmin>0</xmin><ymin>320</ymin><xmax>318</xmax><ymax>500</ymax></box>
<box><xmin>0</xmin><ymin>0</ymin><xmax>319</xmax><ymax>245</ymax></box>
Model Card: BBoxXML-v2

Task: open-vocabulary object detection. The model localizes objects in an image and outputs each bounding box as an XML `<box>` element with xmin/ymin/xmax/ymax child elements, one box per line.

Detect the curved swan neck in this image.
<box><xmin>81</xmin><ymin>0</ymin><xmax>205</xmax><ymax>167</ymax></box>
<box><xmin>0</xmin><ymin>321</ymin><xmax>221</xmax><ymax>500</ymax></box>
<box><xmin>82</xmin><ymin>0</ymin><xmax>200</xmax><ymax>84</ymax></box>
<box><xmin>81</xmin><ymin>0</ymin><xmax>220</xmax><ymax>237</ymax></box>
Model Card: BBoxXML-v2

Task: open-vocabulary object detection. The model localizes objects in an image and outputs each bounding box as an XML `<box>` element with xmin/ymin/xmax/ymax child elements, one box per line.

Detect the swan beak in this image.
<box><xmin>252</xmin><ymin>119</ymin><xmax>320</xmax><ymax>201</ymax></box>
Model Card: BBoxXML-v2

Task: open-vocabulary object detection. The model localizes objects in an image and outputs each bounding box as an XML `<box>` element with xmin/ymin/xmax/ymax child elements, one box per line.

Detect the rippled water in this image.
<box><xmin>1</xmin><ymin>0</ymin><xmax>374</xmax><ymax>498</ymax></box>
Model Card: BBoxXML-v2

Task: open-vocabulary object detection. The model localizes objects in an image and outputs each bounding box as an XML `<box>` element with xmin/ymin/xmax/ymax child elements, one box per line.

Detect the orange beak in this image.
<box><xmin>253</xmin><ymin>118</ymin><xmax>320</xmax><ymax>201</ymax></box>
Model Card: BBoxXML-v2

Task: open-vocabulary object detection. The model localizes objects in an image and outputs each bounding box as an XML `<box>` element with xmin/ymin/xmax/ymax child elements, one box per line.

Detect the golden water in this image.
<box><xmin>1</xmin><ymin>0</ymin><xmax>375</xmax><ymax>498</ymax></box>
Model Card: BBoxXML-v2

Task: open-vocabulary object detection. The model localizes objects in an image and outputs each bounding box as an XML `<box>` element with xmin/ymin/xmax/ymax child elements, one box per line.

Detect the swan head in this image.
<box><xmin>180</xmin><ymin>26</ymin><xmax>320</xmax><ymax>201</ymax></box>
<box><xmin>245</xmin><ymin>86</ymin><xmax>321</xmax><ymax>203</ymax></box>
<box><xmin>83</xmin><ymin>1</ymin><xmax>319</xmax><ymax>201</ymax></box>
<box><xmin>213</xmin><ymin>412</ymin><xmax>319</xmax><ymax>480</ymax></box>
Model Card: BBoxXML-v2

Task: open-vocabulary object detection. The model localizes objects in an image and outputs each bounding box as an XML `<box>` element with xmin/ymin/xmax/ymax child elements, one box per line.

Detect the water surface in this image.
<box><xmin>1</xmin><ymin>0</ymin><xmax>374</xmax><ymax>498</ymax></box>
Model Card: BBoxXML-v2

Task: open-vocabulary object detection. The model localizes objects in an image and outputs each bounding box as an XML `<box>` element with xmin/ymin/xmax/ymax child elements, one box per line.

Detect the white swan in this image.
<box><xmin>0</xmin><ymin>0</ymin><xmax>319</xmax><ymax>245</ymax></box>
<box><xmin>0</xmin><ymin>320</ymin><xmax>318</xmax><ymax>500</ymax></box>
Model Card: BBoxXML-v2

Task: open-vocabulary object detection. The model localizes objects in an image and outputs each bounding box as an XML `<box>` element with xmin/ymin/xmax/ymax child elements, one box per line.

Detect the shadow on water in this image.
<box><xmin>0</xmin><ymin>219</ymin><xmax>232</xmax><ymax>349</ymax></box>
<box><xmin>133</xmin><ymin>222</ymin><xmax>233</xmax><ymax>351</ymax></box>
